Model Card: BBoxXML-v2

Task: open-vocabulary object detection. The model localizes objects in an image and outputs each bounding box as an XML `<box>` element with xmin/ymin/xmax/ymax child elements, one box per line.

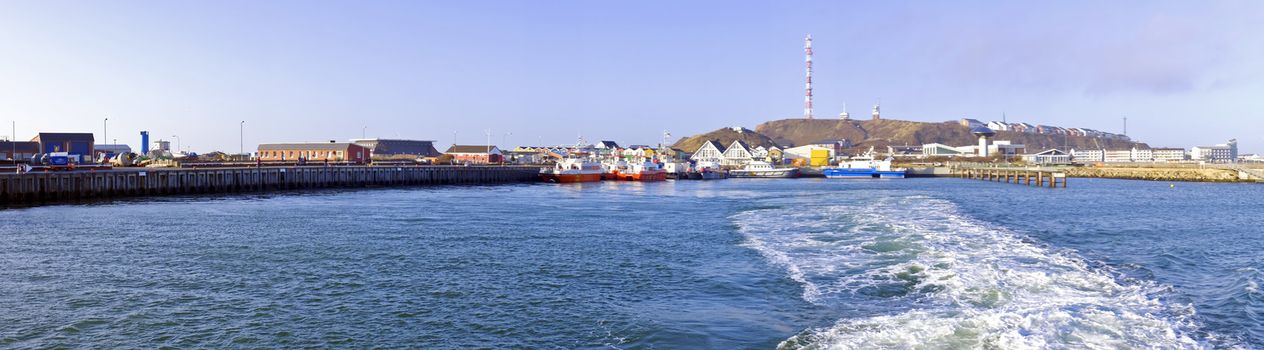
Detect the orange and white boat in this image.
<box><xmin>600</xmin><ymin>159</ymin><xmax>628</xmax><ymax>181</ymax></box>
<box><xmin>612</xmin><ymin>160</ymin><xmax>666</xmax><ymax>181</ymax></box>
<box><xmin>540</xmin><ymin>158</ymin><xmax>603</xmax><ymax>183</ymax></box>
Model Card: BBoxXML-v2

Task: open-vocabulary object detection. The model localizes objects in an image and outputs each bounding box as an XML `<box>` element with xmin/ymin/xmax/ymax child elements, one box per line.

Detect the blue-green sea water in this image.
<box><xmin>1</xmin><ymin>178</ymin><xmax>1262</xmax><ymax>348</ymax></box>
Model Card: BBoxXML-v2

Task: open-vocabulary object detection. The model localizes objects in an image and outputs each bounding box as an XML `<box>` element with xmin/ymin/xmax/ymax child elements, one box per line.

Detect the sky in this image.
<box><xmin>1</xmin><ymin>0</ymin><xmax>1262</xmax><ymax>153</ymax></box>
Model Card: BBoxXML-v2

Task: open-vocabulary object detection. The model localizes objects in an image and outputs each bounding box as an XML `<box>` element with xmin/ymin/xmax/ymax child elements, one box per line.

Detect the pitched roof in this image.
<box><xmin>351</xmin><ymin>139</ymin><xmax>441</xmax><ymax>156</ymax></box>
<box><xmin>1032</xmin><ymin>149</ymin><xmax>1068</xmax><ymax>155</ymax></box>
<box><xmin>0</xmin><ymin>141</ymin><xmax>39</xmax><ymax>152</ymax></box>
<box><xmin>258</xmin><ymin>143</ymin><xmax>359</xmax><ymax>151</ymax></box>
<box><xmin>445</xmin><ymin>145</ymin><xmax>500</xmax><ymax>154</ymax></box>
<box><xmin>696</xmin><ymin>140</ymin><xmax>725</xmax><ymax>153</ymax></box>
<box><xmin>31</xmin><ymin>133</ymin><xmax>94</xmax><ymax>142</ymax></box>
<box><xmin>727</xmin><ymin>140</ymin><xmax>751</xmax><ymax>152</ymax></box>
<box><xmin>810</xmin><ymin>139</ymin><xmax>848</xmax><ymax>145</ymax></box>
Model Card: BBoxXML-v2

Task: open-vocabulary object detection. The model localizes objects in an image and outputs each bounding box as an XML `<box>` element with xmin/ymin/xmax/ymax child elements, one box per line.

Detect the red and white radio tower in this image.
<box><xmin>804</xmin><ymin>34</ymin><xmax>814</xmax><ymax>119</ymax></box>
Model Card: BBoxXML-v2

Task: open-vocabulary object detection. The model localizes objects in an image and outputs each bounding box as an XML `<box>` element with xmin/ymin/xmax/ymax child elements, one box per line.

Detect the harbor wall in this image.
<box><xmin>0</xmin><ymin>166</ymin><xmax>540</xmax><ymax>205</ymax></box>
<box><xmin>905</xmin><ymin>167</ymin><xmax>953</xmax><ymax>177</ymax></box>
<box><xmin>1063</xmin><ymin>167</ymin><xmax>1247</xmax><ymax>182</ymax></box>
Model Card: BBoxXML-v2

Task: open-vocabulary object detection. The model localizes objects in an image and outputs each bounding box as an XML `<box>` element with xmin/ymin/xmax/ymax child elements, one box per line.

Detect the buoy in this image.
<box><xmin>1170</xmin><ymin>184</ymin><xmax>1175</xmax><ymax>188</ymax></box>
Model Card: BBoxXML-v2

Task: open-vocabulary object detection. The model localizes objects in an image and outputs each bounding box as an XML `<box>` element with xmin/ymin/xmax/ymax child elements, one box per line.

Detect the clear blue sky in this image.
<box><xmin>2</xmin><ymin>1</ymin><xmax>1261</xmax><ymax>153</ymax></box>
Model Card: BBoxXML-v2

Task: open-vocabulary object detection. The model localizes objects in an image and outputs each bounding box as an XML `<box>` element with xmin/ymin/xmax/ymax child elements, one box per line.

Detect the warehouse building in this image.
<box><xmin>350</xmin><ymin>138</ymin><xmax>442</xmax><ymax>159</ymax></box>
<box><xmin>445</xmin><ymin>145</ymin><xmax>503</xmax><ymax>164</ymax></box>
<box><xmin>257</xmin><ymin>142</ymin><xmax>369</xmax><ymax>163</ymax></box>
<box><xmin>0</xmin><ymin>141</ymin><xmax>39</xmax><ymax>163</ymax></box>
<box><xmin>32</xmin><ymin>133</ymin><xmax>95</xmax><ymax>163</ymax></box>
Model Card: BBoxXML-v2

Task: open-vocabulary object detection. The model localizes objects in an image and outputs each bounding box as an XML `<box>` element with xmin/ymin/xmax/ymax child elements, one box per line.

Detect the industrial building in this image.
<box><xmin>351</xmin><ymin>139</ymin><xmax>442</xmax><ymax>159</ymax></box>
<box><xmin>31</xmin><ymin>133</ymin><xmax>94</xmax><ymax>163</ymax></box>
<box><xmin>1191</xmin><ymin>139</ymin><xmax>1238</xmax><ymax>162</ymax></box>
<box><xmin>0</xmin><ymin>141</ymin><xmax>39</xmax><ymax>162</ymax></box>
<box><xmin>257</xmin><ymin>142</ymin><xmax>369</xmax><ymax>163</ymax></box>
<box><xmin>94</xmin><ymin>144</ymin><xmax>133</xmax><ymax>159</ymax></box>
<box><xmin>783</xmin><ymin>145</ymin><xmax>832</xmax><ymax>166</ymax></box>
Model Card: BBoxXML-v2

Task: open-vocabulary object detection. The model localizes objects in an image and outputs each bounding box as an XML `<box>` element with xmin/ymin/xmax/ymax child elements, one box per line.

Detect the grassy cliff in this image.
<box><xmin>753</xmin><ymin>118</ymin><xmax>1141</xmax><ymax>151</ymax></box>
<box><xmin>671</xmin><ymin>127</ymin><xmax>781</xmax><ymax>152</ymax></box>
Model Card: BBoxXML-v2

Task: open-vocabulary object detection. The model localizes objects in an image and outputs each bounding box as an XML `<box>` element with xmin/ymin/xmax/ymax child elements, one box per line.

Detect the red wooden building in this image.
<box><xmin>257</xmin><ymin>142</ymin><xmax>369</xmax><ymax>163</ymax></box>
<box><xmin>444</xmin><ymin>145</ymin><xmax>503</xmax><ymax>164</ymax></box>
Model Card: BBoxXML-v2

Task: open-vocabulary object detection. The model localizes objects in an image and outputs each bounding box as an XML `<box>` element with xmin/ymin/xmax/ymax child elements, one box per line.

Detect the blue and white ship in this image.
<box><xmin>822</xmin><ymin>152</ymin><xmax>906</xmax><ymax>179</ymax></box>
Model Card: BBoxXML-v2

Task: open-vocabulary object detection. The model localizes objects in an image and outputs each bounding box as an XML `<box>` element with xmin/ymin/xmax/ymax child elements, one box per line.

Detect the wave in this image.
<box><xmin>733</xmin><ymin>195</ymin><xmax>1218</xmax><ymax>349</ymax></box>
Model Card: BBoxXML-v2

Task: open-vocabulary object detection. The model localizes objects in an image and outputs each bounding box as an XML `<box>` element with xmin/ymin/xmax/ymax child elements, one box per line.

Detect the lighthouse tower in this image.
<box><xmin>872</xmin><ymin>100</ymin><xmax>881</xmax><ymax>120</ymax></box>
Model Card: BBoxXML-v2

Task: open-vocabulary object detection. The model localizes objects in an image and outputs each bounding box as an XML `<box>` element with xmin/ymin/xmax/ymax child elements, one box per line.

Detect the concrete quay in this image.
<box><xmin>0</xmin><ymin>165</ymin><xmax>540</xmax><ymax>205</ymax></box>
<box><xmin>1064</xmin><ymin>166</ymin><xmax>1255</xmax><ymax>183</ymax></box>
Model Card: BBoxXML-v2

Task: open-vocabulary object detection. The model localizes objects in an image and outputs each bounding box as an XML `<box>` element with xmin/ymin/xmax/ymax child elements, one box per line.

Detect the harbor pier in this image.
<box><xmin>952</xmin><ymin>165</ymin><xmax>1068</xmax><ymax>188</ymax></box>
<box><xmin>0</xmin><ymin>166</ymin><xmax>540</xmax><ymax>205</ymax></box>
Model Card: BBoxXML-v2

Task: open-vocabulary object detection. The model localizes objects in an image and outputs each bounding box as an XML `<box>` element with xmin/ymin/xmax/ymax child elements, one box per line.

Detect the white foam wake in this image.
<box><xmin>734</xmin><ymin>195</ymin><xmax>1214</xmax><ymax>349</ymax></box>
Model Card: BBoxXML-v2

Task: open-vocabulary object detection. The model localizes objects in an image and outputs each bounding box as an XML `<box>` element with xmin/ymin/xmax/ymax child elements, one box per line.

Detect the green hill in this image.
<box><xmin>671</xmin><ymin>127</ymin><xmax>780</xmax><ymax>152</ymax></box>
<box><xmin>672</xmin><ymin>118</ymin><xmax>1142</xmax><ymax>154</ymax></box>
<box><xmin>753</xmin><ymin>118</ymin><xmax>1142</xmax><ymax>151</ymax></box>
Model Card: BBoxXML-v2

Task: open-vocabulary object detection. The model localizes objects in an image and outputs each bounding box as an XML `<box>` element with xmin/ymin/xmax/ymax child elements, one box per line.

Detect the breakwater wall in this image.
<box><xmin>0</xmin><ymin>166</ymin><xmax>540</xmax><ymax>205</ymax></box>
<box><xmin>1065</xmin><ymin>167</ymin><xmax>1250</xmax><ymax>182</ymax></box>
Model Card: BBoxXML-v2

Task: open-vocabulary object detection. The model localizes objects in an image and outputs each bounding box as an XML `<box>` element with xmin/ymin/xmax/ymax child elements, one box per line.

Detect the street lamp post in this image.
<box><xmin>11</xmin><ymin>121</ymin><xmax>16</xmax><ymax>173</ymax></box>
<box><xmin>502</xmin><ymin>132</ymin><xmax>512</xmax><ymax>165</ymax></box>
<box><xmin>240</xmin><ymin>121</ymin><xmax>245</xmax><ymax>156</ymax></box>
<box><xmin>485</xmin><ymin>129</ymin><xmax>492</xmax><ymax>164</ymax></box>
<box><xmin>103</xmin><ymin>118</ymin><xmax>108</xmax><ymax>146</ymax></box>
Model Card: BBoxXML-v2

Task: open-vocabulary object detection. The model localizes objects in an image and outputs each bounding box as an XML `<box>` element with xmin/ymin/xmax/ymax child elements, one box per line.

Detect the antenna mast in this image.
<box><xmin>804</xmin><ymin>34</ymin><xmax>814</xmax><ymax>119</ymax></box>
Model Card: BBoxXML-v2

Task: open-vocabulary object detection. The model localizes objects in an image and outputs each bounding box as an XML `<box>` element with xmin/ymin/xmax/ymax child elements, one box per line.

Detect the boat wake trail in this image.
<box><xmin>733</xmin><ymin>194</ymin><xmax>1216</xmax><ymax>349</ymax></box>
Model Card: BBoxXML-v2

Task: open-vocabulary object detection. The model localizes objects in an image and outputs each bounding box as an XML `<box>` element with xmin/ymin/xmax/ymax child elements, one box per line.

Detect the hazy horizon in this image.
<box><xmin>2</xmin><ymin>1</ymin><xmax>1261</xmax><ymax>153</ymax></box>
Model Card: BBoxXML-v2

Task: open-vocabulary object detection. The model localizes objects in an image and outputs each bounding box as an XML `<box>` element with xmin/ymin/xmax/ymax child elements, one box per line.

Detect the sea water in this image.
<box><xmin>1</xmin><ymin>178</ymin><xmax>1261</xmax><ymax>348</ymax></box>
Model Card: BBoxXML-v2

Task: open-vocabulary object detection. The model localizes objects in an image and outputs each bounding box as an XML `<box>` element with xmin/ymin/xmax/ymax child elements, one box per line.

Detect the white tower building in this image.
<box><xmin>973</xmin><ymin>127</ymin><xmax>996</xmax><ymax>157</ymax></box>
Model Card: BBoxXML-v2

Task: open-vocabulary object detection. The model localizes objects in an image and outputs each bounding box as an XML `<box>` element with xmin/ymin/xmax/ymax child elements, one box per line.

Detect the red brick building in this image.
<box><xmin>445</xmin><ymin>145</ymin><xmax>503</xmax><ymax>164</ymax></box>
<box><xmin>257</xmin><ymin>142</ymin><xmax>369</xmax><ymax>163</ymax></box>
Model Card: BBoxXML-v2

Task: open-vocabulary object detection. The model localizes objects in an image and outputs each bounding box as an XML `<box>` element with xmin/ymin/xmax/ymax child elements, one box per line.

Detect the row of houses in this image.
<box><xmin>690</xmin><ymin>140</ymin><xmax>848</xmax><ymax>167</ymax></box>
<box><xmin>959</xmin><ymin>118</ymin><xmax>1129</xmax><ymax>141</ymax></box>
<box><xmin>1021</xmin><ymin>139</ymin><xmax>1241</xmax><ymax>164</ymax></box>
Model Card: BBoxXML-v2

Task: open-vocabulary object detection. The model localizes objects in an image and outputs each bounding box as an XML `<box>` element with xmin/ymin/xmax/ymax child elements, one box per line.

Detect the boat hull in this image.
<box><xmin>729</xmin><ymin>168</ymin><xmax>799</xmax><ymax>178</ymax></box>
<box><xmin>822</xmin><ymin>168</ymin><xmax>906</xmax><ymax>179</ymax></box>
<box><xmin>614</xmin><ymin>171</ymin><xmax>666</xmax><ymax>181</ymax></box>
<box><xmin>679</xmin><ymin>171</ymin><xmax>726</xmax><ymax>180</ymax></box>
<box><xmin>540</xmin><ymin>173</ymin><xmax>603</xmax><ymax>183</ymax></box>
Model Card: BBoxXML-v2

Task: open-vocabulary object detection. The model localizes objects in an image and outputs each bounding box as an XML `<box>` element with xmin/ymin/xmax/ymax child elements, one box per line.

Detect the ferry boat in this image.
<box><xmin>539</xmin><ymin>158</ymin><xmax>603</xmax><ymax>183</ymax></box>
<box><xmin>611</xmin><ymin>160</ymin><xmax>667</xmax><ymax>181</ymax></box>
<box><xmin>728</xmin><ymin>161</ymin><xmax>799</xmax><ymax>178</ymax></box>
<box><xmin>822</xmin><ymin>154</ymin><xmax>906</xmax><ymax>179</ymax></box>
